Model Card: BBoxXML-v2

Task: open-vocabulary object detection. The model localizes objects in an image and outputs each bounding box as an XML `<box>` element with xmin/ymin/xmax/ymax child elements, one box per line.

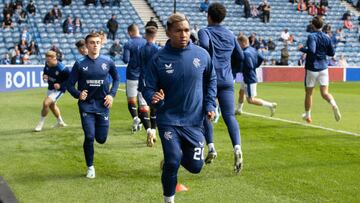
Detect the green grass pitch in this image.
<box><xmin>0</xmin><ymin>82</ymin><xmax>359</xmax><ymax>202</ymax></box>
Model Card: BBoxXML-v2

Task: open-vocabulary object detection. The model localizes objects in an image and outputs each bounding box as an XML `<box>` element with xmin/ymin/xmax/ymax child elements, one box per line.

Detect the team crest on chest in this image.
<box><xmin>102</xmin><ymin>63</ymin><xmax>108</xmax><ymax>71</ymax></box>
<box><xmin>164</xmin><ymin>131</ymin><xmax>173</xmax><ymax>140</ymax></box>
<box><xmin>193</xmin><ymin>58</ymin><xmax>201</xmax><ymax>68</ymax></box>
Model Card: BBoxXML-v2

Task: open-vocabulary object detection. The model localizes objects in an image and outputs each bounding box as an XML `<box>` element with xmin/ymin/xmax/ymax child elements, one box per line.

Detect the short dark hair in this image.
<box><xmin>145</xmin><ymin>26</ymin><xmax>158</xmax><ymax>37</ymax></box>
<box><xmin>127</xmin><ymin>24</ymin><xmax>138</xmax><ymax>32</ymax></box>
<box><xmin>85</xmin><ymin>32</ymin><xmax>100</xmax><ymax>43</ymax></box>
<box><xmin>312</xmin><ymin>16</ymin><xmax>324</xmax><ymax>29</ymax></box>
<box><xmin>75</xmin><ymin>39</ymin><xmax>86</xmax><ymax>48</ymax></box>
<box><xmin>208</xmin><ymin>3</ymin><xmax>226</xmax><ymax>23</ymax></box>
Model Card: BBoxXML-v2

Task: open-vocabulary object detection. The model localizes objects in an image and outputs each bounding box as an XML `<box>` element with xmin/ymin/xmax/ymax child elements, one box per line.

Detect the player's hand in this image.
<box><xmin>79</xmin><ymin>90</ymin><xmax>88</xmax><ymax>101</ymax></box>
<box><xmin>104</xmin><ymin>95</ymin><xmax>113</xmax><ymax>108</ymax></box>
<box><xmin>207</xmin><ymin>111</ymin><xmax>215</xmax><ymax>121</ymax></box>
<box><xmin>298</xmin><ymin>44</ymin><xmax>303</xmax><ymax>50</ymax></box>
<box><xmin>152</xmin><ymin>89</ymin><xmax>165</xmax><ymax>104</ymax></box>
<box><xmin>54</xmin><ymin>83</ymin><xmax>60</xmax><ymax>90</ymax></box>
<box><xmin>43</xmin><ymin>74</ymin><xmax>48</xmax><ymax>81</ymax></box>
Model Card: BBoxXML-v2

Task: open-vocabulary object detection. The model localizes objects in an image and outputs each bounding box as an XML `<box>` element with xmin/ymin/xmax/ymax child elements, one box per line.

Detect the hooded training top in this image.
<box><xmin>143</xmin><ymin>41</ymin><xmax>217</xmax><ymax>127</ymax></box>
<box><xmin>43</xmin><ymin>61</ymin><xmax>70</xmax><ymax>92</ymax></box>
<box><xmin>198</xmin><ymin>24</ymin><xmax>244</xmax><ymax>86</ymax></box>
<box><xmin>242</xmin><ymin>46</ymin><xmax>264</xmax><ymax>84</ymax></box>
<box><xmin>123</xmin><ymin>36</ymin><xmax>147</xmax><ymax>80</ymax></box>
<box><xmin>300</xmin><ymin>31</ymin><xmax>335</xmax><ymax>72</ymax></box>
<box><xmin>67</xmin><ymin>55</ymin><xmax>120</xmax><ymax>113</ymax></box>
<box><xmin>138</xmin><ymin>41</ymin><xmax>161</xmax><ymax>92</ymax></box>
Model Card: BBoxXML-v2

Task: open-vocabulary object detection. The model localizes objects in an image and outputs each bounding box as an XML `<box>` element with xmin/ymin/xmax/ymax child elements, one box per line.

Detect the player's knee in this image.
<box><xmin>163</xmin><ymin>160</ymin><xmax>181</xmax><ymax>173</ymax></box>
<box><xmin>186</xmin><ymin>162</ymin><xmax>203</xmax><ymax>174</ymax></box>
<box><xmin>139</xmin><ymin>106</ymin><xmax>149</xmax><ymax>113</ymax></box>
<box><xmin>127</xmin><ymin>98</ymin><xmax>136</xmax><ymax>105</ymax></box>
<box><xmin>95</xmin><ymin>136</ymin><xmax>107</xmax><ymax>144</ymax></box>
<box><xmin>43</xmin><ymin>100</ymin><xmax>52</xmax><ymax>108</ymax></box>
<box><xmin>246</xmin><ymin>97</ymin><xmax>254</xmax><ymax>104</ymax></box>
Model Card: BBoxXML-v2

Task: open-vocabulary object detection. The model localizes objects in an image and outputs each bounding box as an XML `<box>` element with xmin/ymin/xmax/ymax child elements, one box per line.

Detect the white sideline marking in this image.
<box><xmin>242</xmin><ymin>112</ymin><xmax>360</xmax><ymax>137</ymax></box>
<box><xmin>118</xmin><ymin>88</ymin><xmax>126</xmax><ymax>92</ymax></box>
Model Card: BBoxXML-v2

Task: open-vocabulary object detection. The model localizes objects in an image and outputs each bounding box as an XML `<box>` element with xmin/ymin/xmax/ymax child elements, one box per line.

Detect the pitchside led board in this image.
<box><xmin>0</xmin><ymin>65</ymin><xmax>127</xmax><ymax>92</ymax></box>
<box><xmin>0</xmin><ymin>65</ymin><xmax>358</xmax><ymax>92</ymax></box>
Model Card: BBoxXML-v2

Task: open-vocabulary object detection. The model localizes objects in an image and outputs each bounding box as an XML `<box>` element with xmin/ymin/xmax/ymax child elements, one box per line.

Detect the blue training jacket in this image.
<box><xmin>242</xmin><ymin>46</ymin><xmax>264</xmax><ymax>84</ymax></box>
<box><xmin>300</xmin><ymin>31</ymin><xmax>335</xmax><ymax>72</ymax></box>
<box><xmin>143</xmin><ymin>41</ymin><xmax>217</xmax><ymax>127</ymax></box>
<box><xmin>138</xmin><ymin>41</ymin><xmax>161</xmax><ymax>92</ymax></box>
<box><xmin>123</xmin><ymin>36</ymin><xmax>147</xmax><ymax>80</ymax></box>
<box><xmin>67</xmin><ymin>55</ymin><xmax>120</xmax><ymax>113</ymax></box>
<box><xmin>198</xmin><ymin>24</ymin><xmax>244</xmax><ymax>86</ymax></box>
<box><xmin>43</xmin><ymin>61</ymin><xmax>70</xmax><ymax>92</ymax></box>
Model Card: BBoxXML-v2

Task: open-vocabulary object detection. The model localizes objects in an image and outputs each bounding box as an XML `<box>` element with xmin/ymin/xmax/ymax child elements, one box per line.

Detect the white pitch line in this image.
<box><xmin>242</xmin><ymin>112</ymin><xmax>360</xmax><ymax>137</ymax></box>
<box><xmin>118</xmin><ymin>88</ymin><xmax>126</xmax><ymax>92</ymax></box>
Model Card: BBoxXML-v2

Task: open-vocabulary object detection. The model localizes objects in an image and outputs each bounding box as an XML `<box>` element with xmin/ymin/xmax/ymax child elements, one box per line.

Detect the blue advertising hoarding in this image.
<box><xmin>0</xmin><ymin>65</ymin><xmax>127</xmax><ymax>92</ymax></box>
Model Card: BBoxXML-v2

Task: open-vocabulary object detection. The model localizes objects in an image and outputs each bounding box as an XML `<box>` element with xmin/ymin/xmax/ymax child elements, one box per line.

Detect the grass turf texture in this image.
<box><xmin>0</xmin><ymin>82</ymin><xmax>359</xmax><ymax>202</ymax></box>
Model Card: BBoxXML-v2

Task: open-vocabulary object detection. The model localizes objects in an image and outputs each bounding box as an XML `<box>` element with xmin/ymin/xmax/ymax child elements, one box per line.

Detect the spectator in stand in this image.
<box><xmin>317</xmin><ymin>5</ymin><xmax>327</xmax><ymax>16</ymax></box>
<box><xmin>63</xmin><ymin>16</ymin><xmax>74</xmax><ymax>34</ymax></box>
<box><xmin>22</xmin><ymin>52</ymin><xmax>31</xmax><ymax>65</ymax></box>
<box><xmin>109</xmin><ymin>40</ymin><xmax>122</xmax><ymax>61</ymax></box>
<box><xmin>250</xmin><ymin>5</ymin><xmax>259</xmax><ymax>17</ymax></box>
<box><xmin>100</xmin><ymin>0</ymin><xmax>109</xmax><ymax>7</ymax></box>
<box><xmin>288</xmin><ymin>34</ymin><xmax>296</xmax><ymax>44</ymax></box>
<box><xmin>3</xmin><ymin>3</ymin><xmax>13</xmax><ymax>19</ymax></box>
<box><xmin>308</xmin><ymin>2</ymin><xmax>317</xmax><ymax>16</ymax></box>
<box><xmin>298</xmin><ymin>53</ymin><xmax>306</xmax><ymax>66</ymax></box>
<box><xmin>28</xmin><ymin>40</ymin><xmax>39</xmax><ymax>55</ymax></box>
<box><xmin>261</xmin><ymin>0</ymin><xmax>271</xmax><ymax>23</ymax></box>
<box><xmin>11</xmin><ymin>49</ymin><xmax>23</xmax><ymax>64</ymax></box>
<box><xmin>26</xmin><ymin>0</ymin><xmax>36</xmax><ymax>16</ymax></box>
<box><xmin>320</xmin><ymin>0</ymin><xmax>328</xmax><ymax>8</ymax></box>
<box><xmin>50</xmin><ymin>43</ymin><xmax>64</xmax><ymax>61</ymax></box>
<box><xmin>342</xmin><ymin>11</ymin><xmax>351</xmax><ymax>20</ymax></box>
<box><xmin>0</xmin><ymin>54</ymin><xmax>11</xmax><ymax>65</ymax></box>
<box><xmin>107</xmin><ymin>14</ymin><xmax>118</xmax><ymax>40</ymax></box>
<box><xmin>267</xmin><ymin>37</ymin><xmax>276</xmax><ymax>51</ymax></box>
<box><xmin>343</xmin><ymin>15</ymin><xmax>353</xmax><ymax>30</ymax></box>
<box><xmin>20</xmin><ymin>27</ymin><xmax>31</xmax><ymax>42</ymax></box>
<box><xmin>280</xmin><ymin>29</ymin><xmax>290</xmax><ymax>42</ymax></box>
<box><xmin>17</xmin><ymin>8</ymin><xmax>27</xmax><ymax>24</ymax></box>
<box><xmin>18</xmin><ymin>39</ymin><xmax>28</xmax><ymax>54</ymax></box>
<box><xmin>2</xmin><ymin>14</ymin><xmax>14</xmax><ymax>29</ymax></box>
<box><xmin>244</xmin><ymin>0</ymin><xmax>251</xmax><ymax>18</ymax></box>
<box><xmin>278</xmin><ymin>43</ymin><xmax>289</xmax><ymax>65</ymax></box>
<box><xmin>297</xmin><ymin>0</ymin><xmax>307</xmax><ymax>12</ymax></box>
<box><xmin>85</xmin><ymin>0</ymin><xmax>98</xmax><ymax>6</ymax></box>
<box><xmin>74</xmin><ymin>17</ymin><xmax>82</xmax><ymax>33</ymax></box>
<box><xmin>51</xmin><ymin>5</ymin><xmax>62</xmax><ymax>20</ymax></box>
<box><xmin>98</xmin><ymin>30</ymin><xmax>108</xmax><ymax>45</ymax></box>
<box><xmin>62</xmin><ymin>0</ymin><xmax>72</xmax><ymax>6</ymax></box>
<box><xmin>112</xmin><ymin>0</ymin><xmax>121</xmax><ymax>6</ymax></box>
<box><xmin>258</xmin><ymin>37</ymin><xmax>269</xmax><ymax>59</ymax></box>
<box><xmin>338</xmin><ymin>55</ymin><xmax>347</xmax><ymax>67</ymax></box>
<box><xmin>249</xmin><ymin>33</ymin><xmax>260</xmax><ymax>49</ymax></box>
<box><xmin>44</xmin><ymin>11</ymin><xmax>55</xmax><ymax>24</ymax></box>
<box><xmin>199</xmin><ymin>0</ymin><xmax>209</xmax><ymax>13</ymax></box>
<box><xmin>10</xmin><ymin>45</ymin><xmax>20</xmax><ymax>58</ymax></box>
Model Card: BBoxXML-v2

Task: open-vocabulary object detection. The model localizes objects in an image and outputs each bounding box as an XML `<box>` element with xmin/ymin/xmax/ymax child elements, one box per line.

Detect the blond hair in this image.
<box><xmin>166</xmin><ymin>13</ymin><xmax>188</xmax><ymax>30</ymax></box>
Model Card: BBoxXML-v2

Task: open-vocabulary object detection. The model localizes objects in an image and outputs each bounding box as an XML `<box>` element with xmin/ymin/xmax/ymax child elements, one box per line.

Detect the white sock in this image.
<box><xmin>262</xmin><ymin>101</ymin><xmax>273</xmax><ymax>108</ymax></box>
<box><xmin>164</xmin><ymin>195</ymin><xmax>175</xmax><ymax>203</ymax></box>
<box><xmin>208</xmin><ymin>143</ymin><xmax>215</xmax><ymax>151</ymax></box>
<box><xmin>146</xmin><ymin>128</ymin><xmax>151</xmax><ymax>133</ymax></box>
<box><xmin>329</xmin><ymin>99</ymin><xmax>337</xmax><ymax>107</ymax></box>
<box><xmin>305</xmin><ymin>110</ymin><xmax>311</xmax><ymax>117</ymax></box>
<box><xmin>237</xmin><ymin>102</ymin><xmax>244</xmax><ymax>110</ymax></box>
<box><xmin>88</xmin><ymin>165</ymin><xmax>94</xmax><ymax>170</ymax></box>
<box><xmin>39</xmin><ymin>116</ymin><xmax>46</xmax><ymax>123</ymax></box>
<box><xmin>57</xmin><ymin>116</ymin><xmax>64</xmax><ymax>123</ymax></box>
<box><xmin>234</xmin><ymin>144</ymin><xmax>241</xmax><ymax>152</ymax></box>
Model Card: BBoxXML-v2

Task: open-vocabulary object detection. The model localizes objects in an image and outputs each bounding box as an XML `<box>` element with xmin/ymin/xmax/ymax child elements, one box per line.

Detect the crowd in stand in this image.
<box><xmin>0</xmin><ymin>0</ymin><xmax>357</xmax><ymax>66</ymax></box>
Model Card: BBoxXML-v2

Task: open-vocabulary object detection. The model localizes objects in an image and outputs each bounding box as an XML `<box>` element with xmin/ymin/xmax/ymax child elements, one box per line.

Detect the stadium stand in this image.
<box><xmin>0</xmin><ymin>0</ymin><xmax>359</xmax><ymax>65</ymax></box>
<box><xmin>147</xmin><ymin>0</ymin><xmax>360</xmax><ymax>65</ymax></box>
